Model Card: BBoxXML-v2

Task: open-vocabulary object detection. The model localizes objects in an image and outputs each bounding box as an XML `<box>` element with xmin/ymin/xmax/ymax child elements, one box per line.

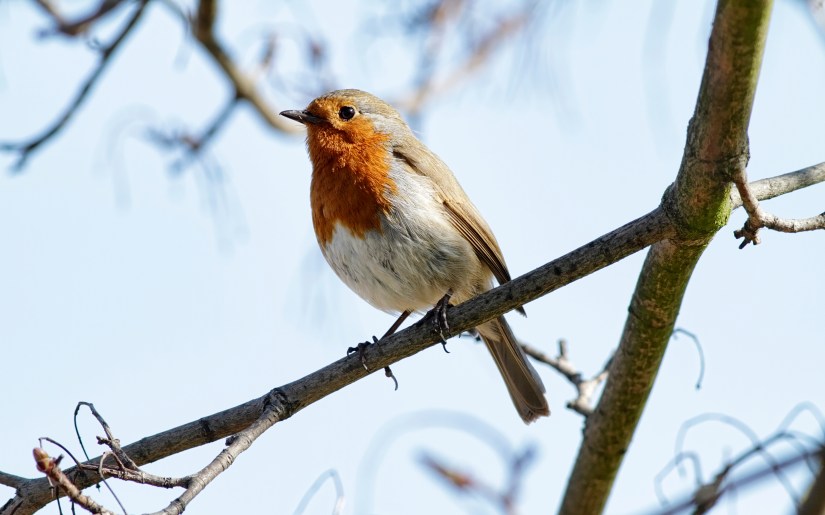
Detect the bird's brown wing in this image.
<box><xmin>442</xmin><ymin>199</ymin><xmax>511</xmax><ymax>285</ymax></box>
<box><xmin>392</xmin><ymin>142</ymin><xmax>525</xmax><ymax>317</ymax></box>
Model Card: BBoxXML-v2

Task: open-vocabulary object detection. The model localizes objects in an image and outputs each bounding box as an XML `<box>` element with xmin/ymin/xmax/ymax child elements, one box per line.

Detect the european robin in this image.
<box><xmin>280</xmin><ymin>89</ymin><xmax>549</xmax><ymax>423</ymax></box>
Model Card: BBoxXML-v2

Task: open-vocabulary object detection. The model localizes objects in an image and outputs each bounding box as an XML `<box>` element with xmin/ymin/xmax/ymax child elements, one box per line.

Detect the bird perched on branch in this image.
<box><xmin>281</xmin><ymin>89</ymin><xmax>549</xmax><ymax>423</ymax></box>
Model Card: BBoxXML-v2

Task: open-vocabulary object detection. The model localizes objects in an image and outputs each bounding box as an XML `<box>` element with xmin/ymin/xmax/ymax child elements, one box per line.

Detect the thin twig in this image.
<box><xmin>732</xmin><ymin>161</ymin><xmax>825</xmax><ymax>248</ymax></box>
<box><xmin>652</xmin><ymin>446</ymin><xmax>824</xmax><ymax>515</ymax></box>
<box><xmin>144</xmin><ymin>391</ymin><xmax>289</xmax><ymax>515</ymax></box>
<box><xmin>671</xmin><ymin>328</ymin><xmax>705</xmax><ymax>390</ymax></box>
<box><xmin>420</xmin><ymin>446</ymin><xmax>535</xmax><ymax>515</ymax></box>
<box><xmin>399</xmin><ymin>1</ymin><xmax>538</xmax><ymax>115</ymax></box>
<box><xmin>34</xmin><ymin>0</ymin><xmax>127</xmax><ymax>38</ymax></box>
<box><xmin>187</xmin><ymin>0</ymin><xmax>301</xmax><ymax>134</ymax></box>
<box><xmin>78</xmin><ymin>463</ymin><xmax>188</xmax><ymax>489</ymax></box>
<box><xmin>0</xmin><ymin>1</ymin><xmax>149</xmax><ymax>170</ymax></box>
<box><xmin>32</xmin><ymin>448</ymin><xmax>115</xmax><ymax>515</ymax></box>
<box><xmin>520</xmin><ymin>339</ymin><xmax>612</xmax><ymax>417</ymax></box>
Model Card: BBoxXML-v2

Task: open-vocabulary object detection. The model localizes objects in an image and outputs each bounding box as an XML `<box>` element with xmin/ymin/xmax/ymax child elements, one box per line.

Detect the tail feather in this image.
<box><xmin>477</xmin><ymin>316</ymin><xmax>550</xmax><ymax>423</ymax></box>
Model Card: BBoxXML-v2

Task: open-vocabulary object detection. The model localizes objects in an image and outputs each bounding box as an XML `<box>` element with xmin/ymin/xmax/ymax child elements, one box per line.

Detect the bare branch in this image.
<box><xmin>732</xmin><ymin>160</ymin><xmax>825</xmax><ymax>247</ymax></box>
<box><xmin>420</xmin><ymin>445</ymin><xmax>535</xmax><ymax>515</ymax></box>
<box><xmin>398</xmin><ymin>1</ymin><xmax>538</xmax><ymax>115</ymax></box>
<box><xmin>0</xmin><ymin>472</ymin><xmax>27</xmax><ymax>490</ymax></box>
<box><xmin>145</xmin><ymin>393</ymin><xmax>289</xmax><ymax>515</ymax></box>
<box><xmin>654</xmin><ymin>403</ymin><xmax>825</xmax><ymax>514</ymax></box>
<box><xmin>0</xmin><ymin>1</ymin><xmax>149</xmax><ymax>171</ymax></box>
<box><xmin>34</xmin><ymin>0</ymin><xmax>127</xmax><ymax>38</ymax></box>
<box><xmin>730</xmin><ymin>161</ymin><xmax>825</xmax><ymax>207</ymax></box>
<box><xmin>144</xmin><ymin>97</ymin><xmax>241</xmax><ymax>171</ymax></box>
<box><xmin>655</xmin><ymin>446</ymin><xmax>824</xmax><ymax>515</ymax></box>
<box><xmin>32</xmin><ymin>448</ymin><xmax>116</xmax><ymax>515</ymax></box>
<box><xmin>520</xmin><ymin>339</ymin><xmax>612</xmax><ymax>417</ymax></box>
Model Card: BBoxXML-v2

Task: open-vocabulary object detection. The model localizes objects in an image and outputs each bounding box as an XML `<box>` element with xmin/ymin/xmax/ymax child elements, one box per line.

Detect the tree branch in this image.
<box><xmin>33</xmin><ymin>0</ymin><xmax>126</xmax><ymax>38</ymax></box>
<box><xmin>729</xmin><ymin>161</ymin><xmax>825</xmax><ymax>207</ymax></box>
<box><xmin>31</xmin><ymin>448</ymin><xmax>116</xmax><ymax>515</ymax></box>
<box><xmin>732</xmin><ymin>161</ymin><xmax>825</xmax><ymax>247</ymax></box>
<box><xmin>560</xmin><ymin>1</ymin><xmax>775</xmax><ymax>513</ymax></box>
<box><xmin>0</xmin><ymin>472</ymin><xmax>26</xmax><ymax>490</ymax></box>
<box><xmin>656</xmin><ymin>446</ymin><xmax>824</xmax><ymax>515</ymax></box>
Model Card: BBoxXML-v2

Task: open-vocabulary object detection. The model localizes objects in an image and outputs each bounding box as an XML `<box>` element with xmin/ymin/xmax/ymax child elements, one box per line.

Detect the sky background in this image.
<box><xmin>1</xmin><ymin>1</ymin><xmax>824</xmax><ymax>514</ymax></box>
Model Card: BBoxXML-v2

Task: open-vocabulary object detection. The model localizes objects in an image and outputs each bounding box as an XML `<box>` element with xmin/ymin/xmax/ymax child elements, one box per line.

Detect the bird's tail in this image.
<box><xmin>477</xmin><ymin>316</ymin><xmax>550</xmax><ymax>423</ymax></box>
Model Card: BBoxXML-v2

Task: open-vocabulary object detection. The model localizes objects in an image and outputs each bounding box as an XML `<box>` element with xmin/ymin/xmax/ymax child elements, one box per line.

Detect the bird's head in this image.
<box><xmin>280</xmin><ymin>89</ymin><xmax>410</xmax><ymax>152</ymax></box>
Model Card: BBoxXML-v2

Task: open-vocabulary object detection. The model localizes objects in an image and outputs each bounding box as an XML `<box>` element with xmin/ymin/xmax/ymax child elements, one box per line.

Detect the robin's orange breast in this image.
<box><xmin>308</xmin><ymin>122</ymin><xmax>397</xmax><ymax>247</ymax></box>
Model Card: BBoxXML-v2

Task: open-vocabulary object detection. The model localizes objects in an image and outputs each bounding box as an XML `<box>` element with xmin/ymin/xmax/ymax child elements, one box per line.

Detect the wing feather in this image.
<box><xmin>392</xmin><ymin>142</ymin><xmax>525</xmax><ymax>315</ymax></box>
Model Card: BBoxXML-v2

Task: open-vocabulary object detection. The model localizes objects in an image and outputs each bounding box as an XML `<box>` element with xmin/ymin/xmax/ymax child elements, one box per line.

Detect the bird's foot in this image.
<box><xmin>346</xmin><ymin>337</ymin><xmax>399</xmax><ymax>390</ymax></box>
<box><xmin>426</xmin><ymin>290</ymin><xmax>453</xmax><ymax>353</ymax></box>
<box><xmin>347</xmin><ymin>336</ymin><xmax>379</xmax><ymax>370</ymax></box>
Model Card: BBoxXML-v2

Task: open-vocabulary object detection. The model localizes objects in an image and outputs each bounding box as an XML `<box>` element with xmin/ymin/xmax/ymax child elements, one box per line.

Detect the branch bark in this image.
<box><xmin>559</xmin><ymin>1</ymin><xmax>774</xmax><ymax>513</ymax></box>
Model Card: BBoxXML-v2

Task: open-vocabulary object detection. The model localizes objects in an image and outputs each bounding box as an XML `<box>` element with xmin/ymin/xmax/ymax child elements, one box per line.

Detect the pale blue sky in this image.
<box><xmin>1</xmin><ymin>1</ymin><xmax>823</xmax><ymax>514</ymax></box>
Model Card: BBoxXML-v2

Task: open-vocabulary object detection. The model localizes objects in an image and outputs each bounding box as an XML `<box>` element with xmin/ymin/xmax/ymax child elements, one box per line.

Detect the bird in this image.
<box><xmin>280</xmin><ymin>89</ymin><xmax>549</xmax><ymax>423</ymax></box>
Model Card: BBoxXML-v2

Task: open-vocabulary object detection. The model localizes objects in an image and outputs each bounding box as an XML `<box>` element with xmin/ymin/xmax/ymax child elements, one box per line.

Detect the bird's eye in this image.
<box><xmin>338</xmin><ymin>106</ymin><xmax>356</xmax><ymax>121</ymax></box>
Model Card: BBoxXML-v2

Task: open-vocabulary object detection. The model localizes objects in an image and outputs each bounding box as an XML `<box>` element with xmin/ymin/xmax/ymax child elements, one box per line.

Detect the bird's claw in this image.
<box><xmin>347</xmin><ymin>336</ymin><xmax>379</xmax><ymax>370</ymax></box>
<box><xmin>384</xmin><ymin>366</ymin><xmax>399</xmax><ymax>390</ymax></box>
<box><xmin>347</xmin><ymin>337</ymin><xmax>399</xmax><ymax>389</ymax></box>
<box><xmin>428</xmin><ymin>290</ymin><xmax>452</xmax><ymax>353</ymax></box>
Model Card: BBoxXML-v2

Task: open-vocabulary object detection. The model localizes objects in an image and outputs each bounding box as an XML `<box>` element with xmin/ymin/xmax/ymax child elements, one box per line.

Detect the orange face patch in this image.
<box><xmin>307</xmin><ymin>111</ymin><xmax>397</xmax><ymax>247</ymax></box>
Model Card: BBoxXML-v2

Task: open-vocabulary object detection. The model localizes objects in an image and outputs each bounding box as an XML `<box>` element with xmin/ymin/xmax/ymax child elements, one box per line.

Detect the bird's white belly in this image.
<box><xmin>320</xmin><ymin>185</ymin><xmax>483</xmax><ymax>313</ymax></box>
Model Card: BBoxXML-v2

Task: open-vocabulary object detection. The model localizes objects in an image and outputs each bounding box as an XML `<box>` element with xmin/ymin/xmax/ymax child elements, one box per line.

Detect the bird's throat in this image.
<box><xmin>308</xmin><ymin>127</ymin><xmax>397</xmax><ymax>247</ymax></box>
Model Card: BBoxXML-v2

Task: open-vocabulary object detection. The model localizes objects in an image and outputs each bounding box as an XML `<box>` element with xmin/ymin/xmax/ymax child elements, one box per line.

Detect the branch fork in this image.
<box><xmin>732</xmin><ymin>162</ymin><xmax>825</xmax><ymax>248</ymax></box>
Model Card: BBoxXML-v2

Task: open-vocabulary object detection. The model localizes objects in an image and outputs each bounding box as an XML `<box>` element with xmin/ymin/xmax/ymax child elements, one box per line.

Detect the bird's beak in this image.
<box><xmin>280</xmin><ymin>110</ymin><xmax>324</xmax><ymax>125</ymax></box>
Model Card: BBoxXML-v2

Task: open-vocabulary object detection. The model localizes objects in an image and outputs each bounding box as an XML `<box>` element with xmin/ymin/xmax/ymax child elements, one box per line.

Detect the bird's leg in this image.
<box><xmin>426</xmin><ymin>289</ymin><xmax>453</xmax><ymax>353</ymax></box>
<box><xmin>380</xmin><ymin>310</ymin><xmax>411</xmax><ymax>340</ymax></box>
<box><xmin>377</xmin><ymin>311</ymin><xmax>409</xmax><ymax>389</ymax></box>
<box><xmin>347</xmin><ymin>310</ymin><xmax>411</xmax><ymax>387</ymax></box>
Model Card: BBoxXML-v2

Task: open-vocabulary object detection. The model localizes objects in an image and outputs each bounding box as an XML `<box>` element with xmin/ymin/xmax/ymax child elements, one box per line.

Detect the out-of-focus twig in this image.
<box><xmin>293</xmin><ymin>469</ymin><xmax>345</xmax><ymax>515</ymax></box>
<box><xmin>0</xmin><ymin>1</ymin><xmax>149</xmax><ymax>171</ymax></box>
<box><xmin>397</xmin><ymin>0</ymin><xmax>539</xmax><ymax>115</ymax></box>
<box><xmin>653</xmin><ymin>446</ymin><xmax>824</xmax><ymax>515</ymax></box>
<box><xmin>33</xmin><ymin>0</ymin><xmax>126</xmax><ymax>38</ymax></box>
<box><xmin>189</xmin><ymin>0</ymin><xmax>301</xmax><ymax>135</ymax></box>
<box><xmin>420</xmin><ymin>445</ymin><xmax>535</xmax><ymax>515</ymax></box>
